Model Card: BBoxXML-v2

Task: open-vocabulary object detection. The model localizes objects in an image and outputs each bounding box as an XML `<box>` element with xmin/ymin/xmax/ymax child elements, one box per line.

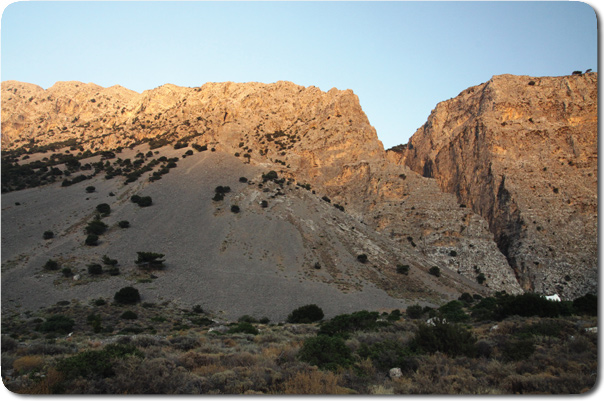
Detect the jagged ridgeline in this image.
<box><xmin>1</xmin><ymin>73</ymin><xmax>597</xmax><ymax>319</ymax></box>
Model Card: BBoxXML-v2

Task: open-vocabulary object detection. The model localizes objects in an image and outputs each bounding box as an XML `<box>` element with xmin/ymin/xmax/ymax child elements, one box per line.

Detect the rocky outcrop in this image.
<box><xmin>403</xmin><ymin>73</ymin><xmax>598</xmax><ymax>298</ymax></box>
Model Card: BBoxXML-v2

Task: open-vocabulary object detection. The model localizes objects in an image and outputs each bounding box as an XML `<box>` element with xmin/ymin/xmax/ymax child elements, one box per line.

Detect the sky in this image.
<box><xmin>0</xmin><ymin>1</ymin><xmax>598</xmax><ymax>149</ymax></box>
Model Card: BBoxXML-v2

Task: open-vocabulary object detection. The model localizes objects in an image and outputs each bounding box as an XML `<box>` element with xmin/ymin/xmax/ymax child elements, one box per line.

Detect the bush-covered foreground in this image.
<box><xmin>1</xmin><ymin>293</ymin><xmax>597</xmax><ymax>394</ymax></box>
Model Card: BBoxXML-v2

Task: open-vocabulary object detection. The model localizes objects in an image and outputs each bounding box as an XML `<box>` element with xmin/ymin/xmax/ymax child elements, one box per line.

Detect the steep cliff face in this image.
<box><xmin>403</xmin><ymin>73</ymin><xmax>598</xmax><ymax>298</ymax></box>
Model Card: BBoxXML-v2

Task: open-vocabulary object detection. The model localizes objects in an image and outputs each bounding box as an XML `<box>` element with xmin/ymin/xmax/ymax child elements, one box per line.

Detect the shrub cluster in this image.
<box><xmin>131</xmin><ymin>195</ymin><xmax>152</xmax><ymax>207</ymax></box>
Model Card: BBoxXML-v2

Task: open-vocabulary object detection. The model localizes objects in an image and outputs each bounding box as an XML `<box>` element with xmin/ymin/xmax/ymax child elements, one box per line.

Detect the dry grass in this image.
<box><xmin>279</xmin><ymin>369</ymin><xmax>349</xmax><ymax>394</ymax></box>
<box><xmin>12</xmin><ymin>355</ymin><xmax>45</xmax><ymax>373</ymax></box>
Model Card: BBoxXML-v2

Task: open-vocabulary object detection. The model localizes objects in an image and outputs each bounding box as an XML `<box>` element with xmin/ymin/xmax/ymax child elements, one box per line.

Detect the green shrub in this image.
<box><xmin>44</xmin><ymin>259</ymin><xmax>60</xmax><ymax>271</ymax></box>
<box><xmin>438</xmin><ymin>300</ymin><xmax>470</xmax><ymax>322</ymax></box>
<box><xmin>410</xmin><ymin>318</ymin><xmax>476</xmax><ymax>357</ymax></box>
<box><xmin>358</xmin><ymin>340</ymin><xmax>417</xmax><ymax>373</ymax></box>
<box><xmin>215</xmin><ymin>185</ymin><xmax>231</xmax><ymax>194</ymax></box>
<box><xmin>130</xmin><ymin>195</ymin><xmax>141</xmax><ymax>203</ymax></box>
<box><xmin>287</xmin><ymin>304</ymin><xmax>324</xmax><ymax>324</ymax></box>
<box><xmin>85</xmin><ymin>220</ymin><xmax>108</xmax><ymax>235</ymax></box>
<box><xmin>356</xmin><ymin>254</ymin><xmax>368</xmax><ymax>263</ymax></box>
<box><xmin>429</xmin><ymin>266</ymin><xmax>441</xmax><ymax>277</ymax></box>
<box><xmin>39</xmin><ymin>315</ymin><xmax>74</xmax><ymax>334</ymax></box>
<box><xmin>498</xmin><ymin>293</ymin><xmax>563</xmax><ymax>318</ymax></box>
<box><xmin>135</xmin><ymin>252</ymin><xmax>165</xmax><ymax>270</ymax></box>
<box><xmin>114</xmin><ymin>286</ymin><xmax>141</xmax><ymax>304</ymax></box>
<box><xmin>227</xmin><ymin>322</ymin><xmax>259</xmax><ymax>335</ymax></box>
<box><xmin>118</xmin><ymin>220</ymin><xmax>130</xmax><ymax>228</ymax></box>
<box><xmin>212</xmin><ymin>193</ymin><xmax>224</xmax><ymax>201</ymax></box>
<box><xmin>501</xmin><ymin>338</ymin><xmax>536</xmax><ymax>361</ymax></box>
<box><xmin>238</xmin><ymin>315</ymin><xmax>258</xmax><ymax>323</ymax></box>
<box><xmin>137</xmin><ymin>196</ymin><xmax>153</xmax><ymax>207</ymax></box>
<box><xmin>87</xmin><ymin>314</ymin><xmax>103</xmax><ymax>333</ymax></box>
<box><xmin>476</xmin><ymin>273</ymin><xmax>486</xmax><ymax>284</ymax></box>
<box><xmin>96</xmin><ymin>203</ymin><xmax>111</xmax><ymax>216</ymax></box>
<box><xmin>573</xmin><ymin>293</ymin><xmax>597</xmax><ymax>316</ymax></box>
<box><xmin>107</xmin><ymin>267</ymin><xmax>120</xmax><ymax>276</ymax></box>
<box><xmin>396</xmin><ymin>264</ymin><xmax>410</xmax><ymax>275</ymax></box>
<box><xmin>85</xmin><ymin>186</ymin><xmax>95</xmax><ymax>193</ymax></box>
<box><xmin>87</xmin><ymin>263</ymin><xmax>103</xmax><ymax>275</ymax></box>
<box><xmin>298</xmin><ymin>335</ymin><xmax>352</xmax><ymax>371</ymax></box>
<box><xmin>387</xmin><ymin>309</ymin><xmax>402</xmax><ymax>322</ymax></box>
<box><xmin>120</xmin><ymin>310</ymin><xmax>138</xmax><ymax>320</ymax></box>
<box><xmin>85</xmin><ymin>234</ymin><xmax>99</xmax><ymax>246</ymax></box>
<box><xmin>458</xmin><ymin>292</ymin><xmax>475</xmax><ymax>306</ymax></box>
<box><xmin>406</xmin><ymin>304</ymin><xmax>424</xmax><ymax>319</ymax></box>
<box><xmin>102</xmin><ymin>255</ymin><xmax>118</xmax><ymax>266</ymax></box>
<box><xmin>262</xmin><ymin>171</ymin><xmax>278</xmax><ymax>182</ymax></box>
<box><xmin>230</xmin><ymin>205</ymin><xmax>240</xmax><ymax>213</ymax></box>
<box><xmin>43</xmin><ymin>230</ymin><xmax>54</xmax><ymax>240</ymax></box>
<box><xmin>61</xmin><ymin>267</ymin><xmax>73</xmax><ymax>277</ymax></box>
<box><xmin>318</xmin><ymin>310</ymin><xmax>383</xmax><ymax>337</ymax></box>
<box><xmin>57</xmin><ymin>343</ymin><xmax>142</xmax><ymax>379</ymax></box>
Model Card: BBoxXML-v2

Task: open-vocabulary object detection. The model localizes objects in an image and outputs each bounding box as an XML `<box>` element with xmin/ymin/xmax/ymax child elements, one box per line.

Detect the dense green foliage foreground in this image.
<box><xmin>1</xmin><ymin>292</ymin><xmax>597</xmax><ymax>394</ymax></box>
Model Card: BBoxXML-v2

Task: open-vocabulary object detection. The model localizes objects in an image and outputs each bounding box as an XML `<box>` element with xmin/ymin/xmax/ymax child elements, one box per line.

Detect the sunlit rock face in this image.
<box><xmin>403</xmin><ymin>73</ymin><xmax>598</xmax><ymax>298</ymax></box>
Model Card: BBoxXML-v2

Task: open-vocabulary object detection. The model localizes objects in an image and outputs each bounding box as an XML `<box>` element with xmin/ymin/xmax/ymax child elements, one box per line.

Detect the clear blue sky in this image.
<box><xmin>1</xmin><ymin>1</ymin><xmax>598</xmax><ymax>148</ymax></box>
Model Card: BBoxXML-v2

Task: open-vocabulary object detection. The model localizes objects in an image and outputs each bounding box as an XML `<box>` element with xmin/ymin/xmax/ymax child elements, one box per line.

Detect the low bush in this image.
<box><xmin>406</xmin><ymin>304</ymin><xmax>424</xmax><ymax>319</ymax></box>
<box><xmin>396</xmin><ymin>264</ymin><xmax>409</xmax><ymax>275</ymax></box>
<box><xmin>39</xmin><ymin>315</ymin><xmax>74</xmax><ymax>334</ymax></box>
<box><xmin>102</xmin><ymin>255</ymin><xmax>118</xmax><ymax>266</ymax></box>
<box><xmin>85</xmin><ymin>220</ymin><xmax>108</xmax><ymax>235</ymax></box>
<box><xmin>358</xmin><ymin>340</ymin><xmax>418</xmax><ymax>373</ymax></box>
<box><xmin>287</xmin><ymin>304</ymin><xmax>324</xmax><ymax>324</ymax></box>
<box><xmin>298</xmin><ymin>335</ymin><xmax>352</xmax><ymax>371</ymax></box>
<box><xmin>500</xmin><ymin>338</ymin><xmax>536</xmax><ymax>362</ymax></box>
<box><xmin>43</xmin><ymin>230</ymin><xmax>54</xmax><ymax>240</ymax></box>
<box><xmin>429</xmin><ymin>266</ymin><xmax>441</xmax><ymax>277</ymax></box>
<box><xmin>228</xmin><ymin>322</ymin><xmax>259</xmax><ymax>335</ymax></box>
<box><xmin>438</xmin><ymin>300</ymin><xmax>470</xmax><ymax>322</ymax></box>
<box><xmin>57</xmin><ymin>343</ymin><xmax>142</xmax><ymax>379</ymax></box>
<box><xmin>357</xmin><ymin>254</ymin><xmax>368</xmax><ymax>263</ymax></box>
<box><xmin>87</xmin><ymin>264</ymin><xmax>103</xmax><ymax>275</ymax></box>
<box><xmin>498</xmin><ymin>293</ymin><xmax>565</xmax><ymax>319</ymax></box>
<box><xmin>114</xmin><ymin>287</ymin><xmax>141</xmax><ymax>305</ymax></box>
<box><xmin>44</xmin><ymin>259</ymin><xmax>60</xmax><ymax>271</ymax></box>
<box><xmin>85</xmin><ymin>234</ymin><xmax>99</xmax><ymax>246</ymax></box>
<box><xmin>96</xmin><ymin>203</ymin><xmax>111</xmax><ymax>216</ymax></box>
<box><xmin>118</xmin><ymin>220</ymin><xmax>130</xmax><ymax>228</ymax></box>
<box><xmin>573</xmin><ymin>293</ymin><xmax>597</xmax><ymax>316</ymax></box>
<box><xmin>410</xmin><ymin>318</ymin><xmax>476</xmax><ymax>358</ymax></box>
<box><xmin>120</xmin><ymin>311</ymin><xmax>138</xmax><ymax>320</ymax></box>
<box><xmin>135</xmin><ymin>252</ymin><xmax>165</xmax><ymax>270</ymax></box>
<box><xmin>318</xmin><ymin>310</ymin><xmax>384</xmax><ymax>337</ymax></box>
<box><xmin>137</xmin><ymin>196</ymin><xmax>153</xmax><ymax>207</ymax></box>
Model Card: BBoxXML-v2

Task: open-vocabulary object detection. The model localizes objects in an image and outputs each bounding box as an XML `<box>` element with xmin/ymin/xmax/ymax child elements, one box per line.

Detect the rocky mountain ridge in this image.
<box><xmin>2</xmin><ymin>74</ymin><xmax>596</xmax><ymax>310</ymax></box>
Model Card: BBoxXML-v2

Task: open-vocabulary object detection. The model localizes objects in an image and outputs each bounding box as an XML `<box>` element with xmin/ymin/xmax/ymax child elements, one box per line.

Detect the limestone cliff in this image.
<box><xmin>402</xmin><ymin>73</ymin><xmax>598</xmax><ymax>298</ymax></box>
